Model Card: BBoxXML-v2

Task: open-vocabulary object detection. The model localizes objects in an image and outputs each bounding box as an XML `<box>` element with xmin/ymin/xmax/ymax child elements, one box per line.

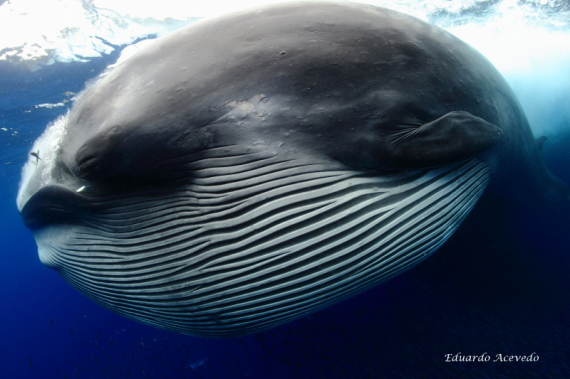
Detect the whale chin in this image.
<box><xmin>23</xmin><ymin>146</ymin><xmax>490</xmax><ymax>337</ymax></box>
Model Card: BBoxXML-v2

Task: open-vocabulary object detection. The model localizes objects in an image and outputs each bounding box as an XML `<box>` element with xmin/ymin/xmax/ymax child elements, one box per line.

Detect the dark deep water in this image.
<box><xmin>1</xmin><ymin>14</ymin><xmax>570</xmax><ymax>379</ymax></box>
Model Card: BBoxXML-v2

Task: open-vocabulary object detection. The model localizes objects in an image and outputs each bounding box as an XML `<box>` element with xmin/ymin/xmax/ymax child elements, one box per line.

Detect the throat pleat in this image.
<box><xmin>34</xmin><ymin>148</ymin><xmax>491</xmax><ymax>337</ymax></box>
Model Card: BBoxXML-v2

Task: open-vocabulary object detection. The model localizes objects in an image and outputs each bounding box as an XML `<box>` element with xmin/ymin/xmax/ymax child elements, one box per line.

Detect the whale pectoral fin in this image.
<box><xmin>536</xmin><ymin>135</ymin><xmax>548</xmax><ymax>152</ymax></box>
<box><xmin>387</xmin><ymin>111</ymin><xmax>502</xmax><ymax>169</ymax></box>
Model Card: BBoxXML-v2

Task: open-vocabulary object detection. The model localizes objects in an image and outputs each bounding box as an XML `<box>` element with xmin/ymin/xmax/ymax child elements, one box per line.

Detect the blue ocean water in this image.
<box><xmin>1</xmin><ymin>2</ymin><xmax>570</xmax><ymax>379</ymax></box>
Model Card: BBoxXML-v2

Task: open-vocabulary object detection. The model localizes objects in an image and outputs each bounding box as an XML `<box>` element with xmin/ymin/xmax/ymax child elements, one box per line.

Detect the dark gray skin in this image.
<box><xmin>50</xmin><ymin>1</ymin><xmax>566</xmax><ymax>207</ymax></box>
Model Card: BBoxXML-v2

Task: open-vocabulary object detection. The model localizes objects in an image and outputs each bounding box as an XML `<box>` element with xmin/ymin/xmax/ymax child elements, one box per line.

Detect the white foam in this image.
<box><xmin>35</xmin><ymin>102</ymin><xmax>67</xmax><ymax>109</ymax></box>
<box><xmin>16</xmin><ymin>113</ymin><xmax>69</xmax><ymax>211</ymax></box>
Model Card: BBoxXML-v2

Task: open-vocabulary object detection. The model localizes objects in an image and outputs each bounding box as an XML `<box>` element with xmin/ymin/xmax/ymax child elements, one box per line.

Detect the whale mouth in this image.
<box><xmin>21</xmin><ymin>147</ymin><xmax>491</xmax><ymax>337</ymax></box>
<box><xmin>21</xmin><ymin>184</ymin><xmax>88</xmax><ymax>230</ymax></box>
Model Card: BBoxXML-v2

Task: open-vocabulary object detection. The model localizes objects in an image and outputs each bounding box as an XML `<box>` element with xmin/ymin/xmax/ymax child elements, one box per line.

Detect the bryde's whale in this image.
<box><xmin>17</xmin><ymin>1</ymin><xmax>568</xmax><ymax>337</ymax></box>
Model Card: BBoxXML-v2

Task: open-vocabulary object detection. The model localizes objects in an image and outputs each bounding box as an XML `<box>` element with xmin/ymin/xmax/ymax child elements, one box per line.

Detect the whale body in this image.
<box><xmin>17</xmin><ymin>1</ymin><xmax>567</xmax><ymax>337</ymax></box>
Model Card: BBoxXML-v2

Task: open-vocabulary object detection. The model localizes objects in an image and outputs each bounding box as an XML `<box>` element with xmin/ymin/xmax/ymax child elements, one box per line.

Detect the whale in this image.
<box><xmin>17</xmin><ymin>1</ymin><xmax>568</xmax><ymax>337</ymax></box>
